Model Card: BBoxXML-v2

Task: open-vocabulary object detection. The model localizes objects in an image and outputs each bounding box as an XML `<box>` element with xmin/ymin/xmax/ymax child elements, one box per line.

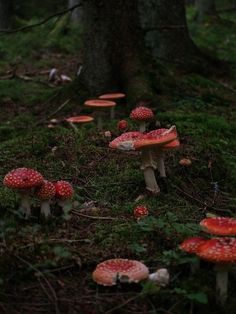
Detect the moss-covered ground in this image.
<box><xmin>0</xmin><ymin>7</ymin><xmax>236</xmax><ymax>314</ymax></box>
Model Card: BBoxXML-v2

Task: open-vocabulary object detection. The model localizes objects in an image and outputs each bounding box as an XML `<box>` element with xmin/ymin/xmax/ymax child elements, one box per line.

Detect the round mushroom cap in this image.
<box><xmin>130</xmin><ymin>106</ymin><xmax>154</xmax><ymax>122</ymax></box>
<box><xmin>3</xmin><ymin>168</ymin><xmax>43</xmax><ymax>189</ymax></box>
<box><xmin>99</xmin><ymin>93</ymin><xmax>125</xmax><ymax>100</ymax></box>
<box><xmin>179</xmin><ymin>158</ymin><xmax>192</xmax><ymax>166</ymax></box>
<box><xmin>65</xmin><ymin>115</ymin><xmax>94</xmax><ymax>123</ymax></box>
<box><xmin>179</xmin><ymin>237</ymin><xmax>207</xmax><ymax>254</ymax></box>
<box><xmin>84</xmin><ymin>99</ymin><xmax>116</xmax><ymax>108</ymax></box>
<box><xmin>109</xmin><ymin>131</ymin><xmax>143</xmax><ymax>151</ymax></box>
<box><xmin>200</xmin><ymin>217</ymin><xmax>236</xmax><ymax>236</ymax></box>
<box><xmin>134</xmin><ymin>206</ymin><xmax>149</xmax><ymax>219</ymax></box>
<box><xmin>92</xmin><ymin>258</ymin><xmax>149</xmax><ymax>286</ymax></box>
<box><xmin>196</xmin><ymin>237</ymin><xmax>236</xmax><ymax>263</ymax></box>
<box><xmin>118</xmin><ymin>120</ymin><xmax>128</xmax><ymax>131</ymax></box>
<box><xmin>54</xmin><ymin>181</ymin><xmax>74</xmax><ymax>200</ymax></box>
<box><xmin>35</xmin><ymin>180</ymin><xmax>56</xmax><ymax>200</ymax></box>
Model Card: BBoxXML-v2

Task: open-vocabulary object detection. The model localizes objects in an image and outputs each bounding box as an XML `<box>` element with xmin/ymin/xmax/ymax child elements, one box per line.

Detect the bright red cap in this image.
<box><xmin>54</xmin><ymin>181</ymin><xmax>74</xmax><ymax>200</ymax></box>
<box><xmin>35</xmin><ymin>180</ymin><xmax>56</xmax><ymax>200</ymax></box>
<box><xmin>130</xmin><ymin>106</ymin><xmax>154</xmax><ymax>121</ymax></box>
<box><xmin>179</xmin><ymin>237</ymin><xmax>207</xmax><ymax>254</ymax></box>
<box><xmin>84</xmin><ymin>99</ymin><xmax>116</xmax><ymax>108</ymax></box>
<box><xmin>65</xmin><ymin>115</ymin><xmax>94</xmax><ymax>123</ymax></box>
<box><xmin>99</xmin><ymin>93</ymin><xmax>125</xmax><ymax>100</ymax></box>
<box><xmin>118</xmin><ymin>120</ymin><xmax>128</xmax><ymax>131</ymax></box>
<box><xmin>92</xmin><ymin>258</ymin><xmax>149</xmax><ymax>286</ymax></box>
<box><xmin>179</xmin><ymin>158</ymin><xmax>192</xmax><ymax>166</ymax></box>
<box><xmin>109</xmin><ymin>131</ymin><xmax>143</xmax><ymax>150</ymax></box>
<box><xmin>196</xmin><ymin>237</ymin><xmax>236</xmax><ymax>263</ymax></box>
<box><xmin>200</xmin><ymin>217</ymin><xmax>236</xmax><ymax>236</ymax></box>
<box><xmin>3</xmin><ymin>168</ymin><xmax>43</xmax><ymax>189</ymax></box>
<box><xmin>134</xmin><ymin>206</ymin><xmax>149</xmax><ymax>220</ymax></box>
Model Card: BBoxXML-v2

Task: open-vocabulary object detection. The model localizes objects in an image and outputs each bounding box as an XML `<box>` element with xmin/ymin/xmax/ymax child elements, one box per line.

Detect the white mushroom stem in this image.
<box><xmin>18</xmin><ymin>191</ymin><xmax>31</xmax><ymax>218</ymax></box>
<box><xmin>139</xmin><ymin>121</ymin><xmax>146</xmax><ymax>133</ymax></box>
<box><xmin>215</xmin><ymin>264</ymin><xmax>229</xmax><ymax>305</ymax></box>
<box><xmin>58</xmin><ymin>199</ymin><xmax>72</xmax><ymax>214</ymax></box>
<box><xmin>110</xmin><ymin>107</ymin><xmax>115</xmax><ymax>119</ymax></box>
<box><xmin>140</xmin><ymin>148</ymin><xmax>160</xmax><ymax>194</ymax></box>
<box><xmin>68</xmin><ymin>121</ymin><xmax>78</xmax><ymax>133</ymax></box>
<box><xmin>156</xmin><ymin>150</ymin><xmax>166</xmax><ymax>177</ymax></box>
<box><xmin>40</xmin><ymin>201</ymin><xmax>51</xmax><ymax>218</ymax></box>
<box><xmin>97</xmin><ymin>114</ymin><xmax>103</xmax><ymax>130</ymax></box>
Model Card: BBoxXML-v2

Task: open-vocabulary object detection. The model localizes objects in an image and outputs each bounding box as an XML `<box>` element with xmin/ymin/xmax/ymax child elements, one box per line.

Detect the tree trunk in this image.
<box><xmin>0</xmin><ymin>0</ymin><xmax>11</xmax><ymax>30</ymax></box>
<box><xmin>82</xmin><ymin>0</ymin><xmax>153</xmax><ymax>100</ymax></box>
<box><xmin>196</xmin><ymin>0</ymin><xmax>217</xmax><ymax>23</ymax></box>
<box><xmin>139</xmin><ymin>0</ymin><xmax>199</xmax><ymax>66</ymax></box>
<box><xmin>68</xmin><ymin>0</ymin><xmax>82</xmax><ymax>24</ymax></box>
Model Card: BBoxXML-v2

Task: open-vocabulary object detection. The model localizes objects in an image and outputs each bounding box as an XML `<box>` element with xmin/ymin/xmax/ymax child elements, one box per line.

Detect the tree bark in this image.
<box><xmin>68</xmin><ymin>0</ymin><xmax>82</xmax><ymax>24</ymax></box>
<box><xmin>196</xmin><ymin>0</ymin><xmax>217</xmax><ymax>23</ymax></box>
<box><xmin>0</xmin><ymin>0</ymin><xmax>11</xmax><ymax>30</ymax></box>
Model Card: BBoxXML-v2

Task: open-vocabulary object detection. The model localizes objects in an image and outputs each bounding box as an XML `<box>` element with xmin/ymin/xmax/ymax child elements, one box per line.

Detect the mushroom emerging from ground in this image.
<box><xmin>99</xmin><ymin>92</ymin><xmax>125</xmax><ymax>119</ymax></box>
<box><xmin>118</xmin><ymin>120</ymin><xmax>128</xmax><ymax>133</ymax></box>
<box><xmin>54</xmin><ymin>180</ymin><xmax>74</xmax><ymax>214</ymax></box>
<box><xmin>200</xmin><ymin>217</ymin><xmax>236</xmax><ymax>236</ymax></box>
<box><xmin>109</xmin><ymin>128</ymin><xmax>177</xmax><ymax>194</ymax></box>
<box><xmin>148</xmin><ymin>268</ymin><xmax>170</xmax><ymax>287</ymax></box>
<box><xmin>130</xmin><ymin>106</ymin><xmax>154</xmax><ymax>132</ymax></box>
<box><xmin>35</xmin><ymin>180</ymin><xmax>56</xmax><ymax>218</ymax></box>
<box><xmin>3</xmin><ymin>168</ymin><xmax>43</xmax><ymax>218</ymax></box>
<box><xmin>134</xmin><ymin>205</ymin><xmax>149</xmax><ymax>220</ymax></box>
<box><xmin>179</xmin><ymin>158</ymin><xmax>192</xmax><ymax>167</ymax></box>
<box><xmin>196</xmin><ymin>237</ymin><xmax>236</xmax><ymax>305</ymax></box>
<box><xmin>65</xmin><ymin>115</ymin><xmax>94</xmax><ymax>132</ymax></box>
<box><xmin>92</xmin><ymin>258</ymin><xmax>149</xmax><ymax>286</ymax></box>
<box><xmin>84</xmin><ymin>99</ymin><xmax>116</xmax><ymax>130</ymax></box>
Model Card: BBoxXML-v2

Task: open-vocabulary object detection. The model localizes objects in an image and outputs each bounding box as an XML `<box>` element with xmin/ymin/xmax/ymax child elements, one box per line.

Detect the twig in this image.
<box><xmin>71</xmin><ymin>209</ymin><xmax>119</xmax><ymax>220</ymax></box>
<box><xmin>47</xmin><ymin>99</ymin><xmax>70</xmax><ymax>118</ymax></box>
<box><xmin>0</xmin><ymin>3</ymin><xmax>84</xmax><ymax>36</ymax></box>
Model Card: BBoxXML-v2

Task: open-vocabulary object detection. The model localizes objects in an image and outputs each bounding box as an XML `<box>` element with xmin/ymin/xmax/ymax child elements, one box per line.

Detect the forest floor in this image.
<box><xmin>0</xmin><ymin>7</ymin><xmax>236</xmax><ymax>314</ymax></box>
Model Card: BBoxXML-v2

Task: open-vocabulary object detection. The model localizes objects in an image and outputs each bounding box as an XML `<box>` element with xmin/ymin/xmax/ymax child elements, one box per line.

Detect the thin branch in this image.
<box><xmin>0</xmin><ymin>3</ymin><xmax>84</xmax><ymax>36</ymax></box>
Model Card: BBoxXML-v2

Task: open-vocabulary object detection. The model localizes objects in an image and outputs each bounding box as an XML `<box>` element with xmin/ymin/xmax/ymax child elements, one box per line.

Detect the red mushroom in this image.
<box><xmin>54</xmin><ymin>180</ymin><xmax>74</xmax><ymax>214</ymax></box>
<box><xmin>35</xmin><ymin>180</ymin><xmax>56</xmax><ymax>218</ymax></box>
<box><xmin>200</xmin><ymin>217</ymin><xmax>236</xmax><ymax>236</ymax></box>
<box><xmin>130</xmin><ymin>106</ymin><xmax>154</xmax><ymax>132</ymax></box>
<box><xmin>65</xmin><ymin>115</ymin><xmax>94</xmax><ymax>132</ymax></box>
<box><xmin>99</xmin><ymin>92</ymin><xmax>125</xmax><ymax>119</ymax></box>
<box><xmin>92</xmin><ymin>258</ymin><xmax>149</xmax><ymax>286</ymax></box>
<box><xmin>3</xmin><ymin>168</ymin><xmax>43</xmax><ymax>218</ymax></box>
<box><xmin>196</xmin><ymin>237</ymin><xmax>236</xmax><ymax>304</ymax></box>
<box><xmin>118</xmin><ymin>120</ymin><xmax>128</xmax><ymax>133</ymax></box>
<box><xmin>134</xmin><ymin>205</ymin><xmax>149</xmax><ymax>220</ymax></box>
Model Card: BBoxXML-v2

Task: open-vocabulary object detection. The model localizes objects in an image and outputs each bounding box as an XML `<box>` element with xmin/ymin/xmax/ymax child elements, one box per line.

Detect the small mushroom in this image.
<box><xmin>148</xmin><ymin>268</ymin><xmax>170</xmax><ymax>287</ymax></box>
<box><xmin>35</xmin><ymin>180</ymin><xmax>56</xmax><ymax>218</ymax></box>
<box><xmin>118</xmin><ymin>120</ymin><xmax>129</xmax><ymax>133</ymax></box>
<box><xmin>134</xmin><ymin>205</ymin><xmax>149</xmax><ymax>220</ymax></box>
<box><xmin>65</xmin><ymin>115</ymin><xmax>94</xmax><ymax>132</ymax></box>
<box><xmin>130</xmin><ymin>106</ymin><xmax>154</xmax><ymax>132</ymax></box>
<box><xmin>54</xmin><ymin>180</ymin><xmax>74</xmax><ymax>214</ymax></box>
<box><xmin>99</xmin><ymin>92</ymin><xmax>125</xmax><ymax>119</ymax></box>
<box><xmin>179</xmin><ymin>158</ymin><xmax>192</xmax><ymax>167</ymax></box>
<box><xmin>92</xmin><ymin>258</ymin><xmax>149</xmax><ymax>286</ymax></box>
<box><xmin>3</xmin><ymin>168</ymin><xmax>43</xmax><ymax>218</ymax></box>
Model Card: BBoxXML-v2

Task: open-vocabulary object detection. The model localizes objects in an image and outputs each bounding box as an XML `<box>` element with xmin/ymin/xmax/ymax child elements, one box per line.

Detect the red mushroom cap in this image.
<box><xmin>65</xmin><ymin>115</ymin><xmax>94</xmax><ymax>123</ymax></box>
<box><xmin>35</xmin><ymin>180</ymin><xmax>56</xmax><ymax>200</ymax></box>
<box><xmin>92</xmin><ymin>258</ymin><xmax>149</xmax><ymax>286</ymax></box>
<box><xmin>109</xmin><ymin>131</ymin><xmax>143</xmax><ymax>150</ymax></box>
<box><xmin>179</xmin><ymin>158</ymin><xmax>192</xmax><ymax>166</ymax></box>
<box><xmin>3</xmin><ymin>168</ymin><xmax>43</xmax><ymax>189</ymax></box>
<box><xmin>196</xmin><ymin>237</ymin><xmax>236</xmax><ymax>263</ymax></box>
<box><xmin>134</xmin><ymin>206</ymin><xmax>149</xmax><ymax>220</ymax></box>
<box><xmin>130</xmin><ymin>106</ymin><xmax>154</xmax><ymax>122</ymax></box>
<box><xmin>118</xmin><ymin>120</ymin><xmax>128</xmax><ymax>131</ymax></box>
<box><xmin>179</xmin><ymin>237</ymin><xmax>207</xmax><ymax>254</ymax></box>
<box><xmin>84</xmin><ymin>99</ymin><xmax>116</xmax><ymax>108</ymax></box>
<box><xmin>99</xmin><ymin>93</ymin><xmax>125</xmax><ymax>100</ymax></box>
<box><xmin>200</xmin><ymin>217</ymin><xmax>236</xmax><ymax>236</ymax></box>
<box><xmin>54</xmin><ymin>181</ymin><xmax>74</xmax><ymax>200</ymax></box>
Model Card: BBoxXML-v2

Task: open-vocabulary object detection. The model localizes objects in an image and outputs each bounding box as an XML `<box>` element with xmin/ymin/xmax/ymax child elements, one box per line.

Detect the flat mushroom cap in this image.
<box><xmin>134</xmin><ymin>206</ymin><xmax>149</xmax><ymax>219</ymax></box>
<box><xmin>200</xmin><ymin>217</ymin><xmax>236</xmax><ymax>236</ymax></box>
<box><xmin>179</xmin><ymin>237</ymin><xmax>207</xmax><ymax>254</ymax></box>
<box><xmin>35</xmin><ymin>180</ymin><xmax>56</xmax><ymax>200</ymax></box>
<box><xmin>54</xmin><ymin>181</ymin><xmax>74</xmax><ymax>200</ymax></box>
<box><xmin>130</xmin><ymin>106</ymin><xmax>154</xmax><ymax>122</ymax></box>
<box><xmin>84</xmin><ymin>99</ymin><xmax>116</xmax><ymax>108</ymax></box>
<box><xmin>99</xmin><ymin>93</ymin><xmax>125</xmax><ymax>100</ymax></box>
<box><xmin>3</xmin><ymin>168</ymin><xmax>43</xmax><ymax>189</ymax></box>
<box><xmin>196</xmin><ymin>237</ymin><xmax>236</xmax><ymax>263</ymax></box>
<box><xmin>109</xmin><ymin>131</ymin><xmax>143</xmax><ymax>151</ymax></box>
<box><xmin>92</xmin><ymin>258</ymin><xmax>149</xmax><ymax>286</ymax></box>
<box><xmin>65</xmin><ymin>115</ymin><xmax>94</xmax><ymax>123</ymax></box>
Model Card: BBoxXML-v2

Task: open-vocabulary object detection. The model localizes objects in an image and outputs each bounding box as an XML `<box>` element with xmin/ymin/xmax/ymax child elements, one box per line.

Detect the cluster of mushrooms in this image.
<box><xmin>180</xmin><ymin>216</ymin><xmax>236</xmax><ymax>304</ymax></box>
<box><xmin>3</xmin><ymin>167</ymin><xmax>74</xmax><ymax>218</ymax></box>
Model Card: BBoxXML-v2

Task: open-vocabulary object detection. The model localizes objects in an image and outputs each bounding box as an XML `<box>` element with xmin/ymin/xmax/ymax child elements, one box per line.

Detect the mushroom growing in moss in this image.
<box><xmin>54</xmin><ymin>180</ymin><xmax>74</xmax><ymax>214</ymax></box>
<box><xmin>35</xmin><ymin>180</ymin><xmax>56</xmax><ymax>218</ymax></box>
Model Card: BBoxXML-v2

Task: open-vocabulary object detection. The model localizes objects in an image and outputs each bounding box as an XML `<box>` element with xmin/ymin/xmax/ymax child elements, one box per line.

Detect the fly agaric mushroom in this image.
<box><xmin>134</xmin><ymin>205</ymin><xmax>149</xmax><ymax>220</ymax></box>
<box><xmin>196</xmin><ymin>237</ymin><xmax>236</xmax><ymax>304</ymax></box>
<box><xmin>65</xmin><ymin>115</ymin><xmax>94</xmax><ymax>132</ymax></box>
<box><xmin>35</xmin><ymin>180</ymin><xmax>56</xmax><ymax>218</ymax></box>
<box><xmin>54</xmin><ymin>180</ymin><xmax>74</xmax><ymax>214</ymax></box>
<box><xmin>3</xmin><ymin>168</ymin><xmax>43</xmax><ymax>218</ymax></box>
<box><xmin>84</xmin><ymin>99</ymin><xmax>116</xmax><ymax>130</ymax></box>
<box><xmin>179</xmin><ymin>158</ymin><xmax>192</xmax><ymax>167</ymax></box>
<box><xmin>92</xmin><ymin>258</ymin><xmax>149</xmax><ymax>286</ymax></box>
<box><xmin>130</xmin><ymin>106</ymin><xmax>154</xmax><ymax>132</ymax></box>
<box><xmin>200</xmin><ymin>217</ymin><xmax>236</xmax><ymax>236</ymax></box>
<box><xmin>118</xmin><ymin>120</ymin><xmax>128</xmax><ymax>133</ymax></box>
<box><xmin>99</xmin><ymin>92</ymin><xmax>125</xmax><ymax>119</ymax></box>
